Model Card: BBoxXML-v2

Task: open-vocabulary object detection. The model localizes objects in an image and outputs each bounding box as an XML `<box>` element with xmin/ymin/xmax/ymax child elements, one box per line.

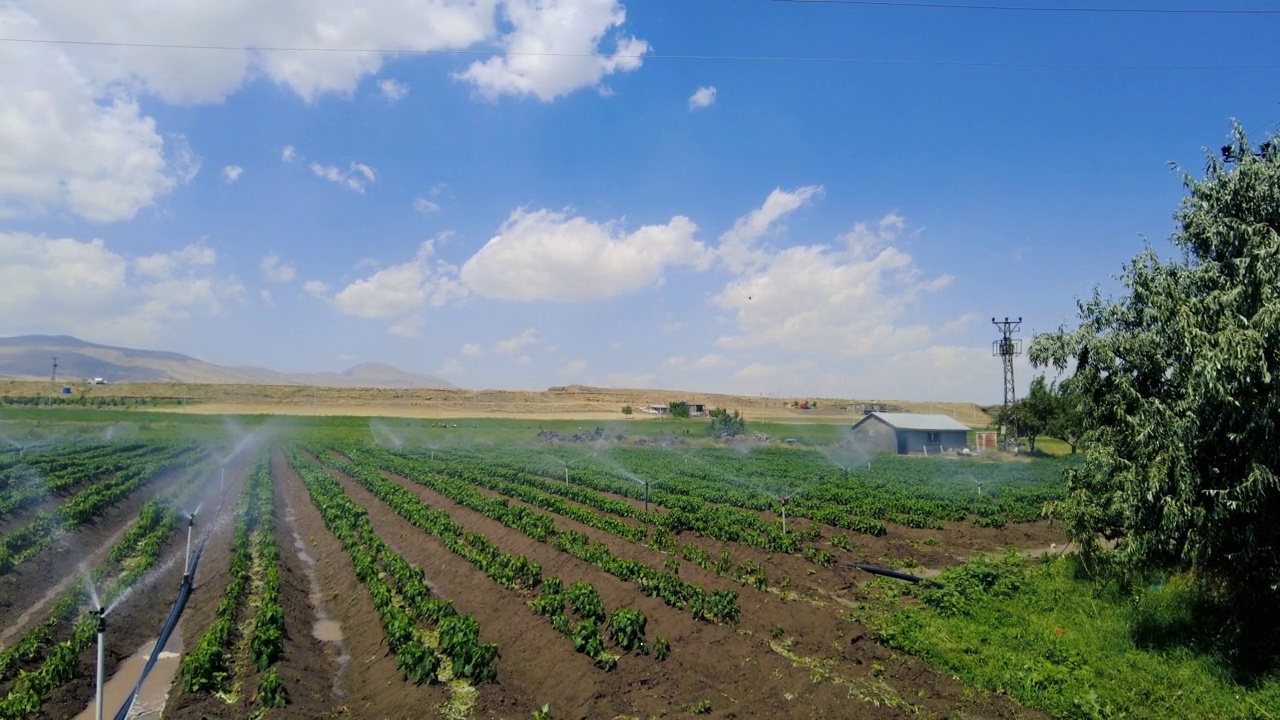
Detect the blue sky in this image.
<box><xmin>1</xmin><ymin>0</ymin><xmax>1276</xmax><ymax>403</ymax></box>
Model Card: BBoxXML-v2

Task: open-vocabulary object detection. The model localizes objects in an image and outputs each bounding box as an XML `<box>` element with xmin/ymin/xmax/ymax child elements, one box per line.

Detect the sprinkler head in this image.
<box><xmin>90</xmin><ymin>606</ymin><xmax>106</xmax><ymax>630</ymax></box>
<box><xmin>187</xmin><ymin>513</ymin><xmax>195</xmax><ymax>527</ymax></box>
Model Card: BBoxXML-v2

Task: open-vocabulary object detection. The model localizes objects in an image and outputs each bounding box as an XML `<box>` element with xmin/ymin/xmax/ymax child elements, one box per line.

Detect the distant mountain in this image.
<box><xmin>0</xmin><ymin>335</ymin><xmax>457</xmax><ymax>389</ymax></box>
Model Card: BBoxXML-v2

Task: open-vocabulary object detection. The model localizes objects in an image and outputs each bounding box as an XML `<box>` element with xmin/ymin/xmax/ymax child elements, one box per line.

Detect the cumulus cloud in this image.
<box><xmin>0</xmin><ymin>231</ymin><xmax>239</xmax><ymax>344</ymax></box>
<box><xmin>461</xmin><ymin>208</ymin><xmax>710</xmax><ymax>302</ymax></box>
<box><xmin>331</xmin><ymin>239</ymin><xmax>466</xmax><ymax>337</ymax></box>
<box><xmin>713</xmin><ymin>207</ymin><xmax>950</xmax><ymax>355</ymax></box>
<box><xmin>281</xmin><ymin>145</ymin><xmax>297</xmax><ymax>163</ymax></box>
<box><xmin>379</xmin><ymin>78</ymin><xmax>409</xmax><ymax>102</ymax></box>
<box><xmin>303</xmin><ymin>280</ymin><xmax>329</xmax><ymax>297</ymax></box>
<box><xmin>310</xmin><ymin>161</ymin><xmax>376</xmax><ymax>193</ymax></box>
<box><xmin>414</xmin><ymin>198</ymin><xmax>441</xmax><ymax>214</ymax></box>
<box><xmin>495</xmin><ymin>328</ymin><xmax>539</xmax><ymax>354</ymax></box>
<box><xmin>259</xmin><ymin>289</ymin><xmax>274</xmax><ymax>306</ymax></box>
<box><xmin>261</xmin><ymin>252</ymin><xmax>297</xmax><ymax>283</ymax></box>
<box><xmin>456</xmin><ymin>0</ymin><xmax>649</xmax><ymax>102</ymax></box>
<box><xmin>718</xmin><ymin>185</ymin><xmax>824</xmax><ymax>272</ymax></box>
<box><xmin>0</xmin><ymin>7</ymin><xmax>198</xmax><ymax>223</ymax></box>
<box><xmin>461</xmin><ymin>343</ymin><xmax>483</xmax><ymax>357</ymax></box>
<box><xmin>21</xmin><ymin>1</ymin><xmax>499</xmax><ymax>105</ymax></box>
<box><xmin>222</xmin><ymin>165</ymin><xmax>244</xmax><ymax>183</ymax></box>
<box><xmin>688</xmin><ymin>86</ymin><xmax>716</xmax><ymax>110</ymax></box>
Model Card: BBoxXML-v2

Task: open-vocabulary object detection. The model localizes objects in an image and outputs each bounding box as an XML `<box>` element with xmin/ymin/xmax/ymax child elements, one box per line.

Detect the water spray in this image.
<box><xmin>90</xmin><ymin>605</ymin><xmax>106</xmax><ymax>720</ymax></box>
<box><xmin>220</xmin><ymin>465</ymin><xmax>225</xmax><ymax>495</ymax></box>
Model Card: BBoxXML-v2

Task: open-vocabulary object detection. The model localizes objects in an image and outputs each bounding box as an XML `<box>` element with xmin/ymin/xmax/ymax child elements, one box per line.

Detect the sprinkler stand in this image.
<box><xmin>91</xmin><ymin>606</ymin><xmax>106</xmax><ymax>720</ymax></box>
<box><xmin>184</xmin><ymin>514</ymin><xmax>195</xmax><ymax>580</ymax></box>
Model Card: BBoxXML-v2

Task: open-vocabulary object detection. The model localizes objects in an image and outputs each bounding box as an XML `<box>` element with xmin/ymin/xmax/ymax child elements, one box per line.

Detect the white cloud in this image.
<box><xmin>456</xmin><ymin>0</ymin><xmax>649</xmax><ymax>102</ymax></box>
<box><xmin>719</xmin><ymin>185</ymin><xmax>824</xmax><ymax>272</ymax></box>
<box><xmin>461</xmin><ymin>343</ymin><xmax>484</xmax><ymax>357</ymax></box>
<box><xmin>310</xmin><ymin>161</ymin><xmax>376</xmax><ymax>193</ymax></box>
<box><xmin>439</xmin><ymin>358</ymin><xmax>466</xmax><ymax>377</ymax></box>
<box><xmin>22</xmin><ymin>1</ymin><xmax>499</xmax><ymax>105</ymax></box>
<box><xmin>563</xmin><ymin>359</ymin><xmax>587</xmax><ymax>377</ymax></box>
<box><xmin>331</xmin><ymin>240</ymin><xmax>466</xmax><ymax>337</ymax></box>
<box><xmin>664</xmin><ymin>354</ymin><xmax>724</xmax><ymax>371</ymax></box>
<box><xmin>260</xmin><ymin>289</ymin><xmax>274</xmax><ymax>306</ymax></box>
<box><xmin>261</xmin><ymin>252</ymin><xmax>297</xmax><ymax>284</ymax></box>
<box><xmin>461</xmin><ymin>208</ymin><xmax>710</xmax><ymax>302</ymax></box>
<box><xmin>414</xmin><ymin>197</ymin><xmax>441</xmax><ymax>214</ymax></box>
<box><xmin>222</xmin><ymin>165</ymin><xmax>243</xmax><ymax>183</ymax></box>
<box><xmin>0</xmin><ymin>231</ymin><xmax>239</xmax><ymax>345</ymax></box>
<box><xmin>713</xmin><ymin>209</ymin><xmax>950</xmax><ymax>356</ymax></box>
<box><xmin>303</xmin><ymin>280</ymin><xmax>329</xmax><ymax>298</ymax></box>
<box><xmin>0</xmin><ymin>7</ymin><xmax>197</xmax><ymax>223</ymax></box>
<box><xmin>379</xmin><ymin>78</ymin><xmax>409</xmax><ymax>102</ymax></box>
<box><xmin>688</xmin><ymin>86</ymin><xmax>716</xmax><ymax>110</ymax></box>
<box><xmin>281</xmin><ymin>145</ymin><xmax>297</xmax><ymax>163</ymax></box>
<box><xmin>495</xmin><ymin>328</ymin><xmax>539</xmax><ymax>354</ymax></box>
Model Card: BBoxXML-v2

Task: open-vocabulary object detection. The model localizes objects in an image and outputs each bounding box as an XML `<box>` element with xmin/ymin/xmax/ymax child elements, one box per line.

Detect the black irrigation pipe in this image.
<box><xmin>849</xmin><ymin>562</ymin><xmax>946</xmax><ymax>589</ymax></box>
<box><xmin>113</xmin><ymin>483</ymin><xmax>230</xmax><ymax>720</ymax></box>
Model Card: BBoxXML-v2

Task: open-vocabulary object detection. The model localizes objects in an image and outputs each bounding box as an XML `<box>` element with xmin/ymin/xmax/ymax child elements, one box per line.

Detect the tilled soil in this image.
<box><xmin>34</xmin><ymin>461</ymin><xmax>246</xmax><ymax>720</ymax></box>
<box><xmin>263</xmin><ymin>451</ymin><xmax>452</xmax><ymax>719</ymax></box>
<box><xmin>353</xmin><ymin>464</ymin><xmax>1045</xmax><ymax>720</ymax></box>
<box><xmin>0</xmin><ymin>464</ymin><xmax>192</xmax><ymax>642</ymax></box>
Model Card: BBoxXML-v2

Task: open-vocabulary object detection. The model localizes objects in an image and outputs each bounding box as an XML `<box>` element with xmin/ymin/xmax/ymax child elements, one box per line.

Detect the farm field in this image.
<box><xmin>2</xmin><ymin>410</ymin><xmax>1187</xmax><ymax>720</ymax></box>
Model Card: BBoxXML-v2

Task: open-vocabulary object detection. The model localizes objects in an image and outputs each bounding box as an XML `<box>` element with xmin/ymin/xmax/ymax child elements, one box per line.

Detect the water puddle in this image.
<box><xmin>73</xmin><ymin>626</ymin><xmax>184</xmax><ymax>720</ymax></box>
<box><xmin>282</xmin><ymin>492</ymin><xmax>350</xmax><ymax>696</ymax></box>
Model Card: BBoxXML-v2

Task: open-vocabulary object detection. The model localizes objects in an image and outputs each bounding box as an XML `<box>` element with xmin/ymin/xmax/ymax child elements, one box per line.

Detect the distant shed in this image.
<box><xmin>849</xmin><ymin>412</ymin><xmax>971</xmax><ymax>455</ymax></box>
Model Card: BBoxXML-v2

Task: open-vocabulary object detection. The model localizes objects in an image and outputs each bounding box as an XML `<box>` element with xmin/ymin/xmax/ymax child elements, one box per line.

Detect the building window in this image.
<box><xmin>927</xmin><ymin>431</ymin><xmax>940</xmax><ymax>443</ymax></box>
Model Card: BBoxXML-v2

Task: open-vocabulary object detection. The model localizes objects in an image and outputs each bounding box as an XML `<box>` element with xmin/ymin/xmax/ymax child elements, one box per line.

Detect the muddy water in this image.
<box><xmin>282</xmin><ymin>494</ymin><xmax>350</xmax><ymax>695</ymax></box>
<box><xmin>72</xmin><ymin>626</ymin><xmax>183</xmax><ymax>720</ymax></box>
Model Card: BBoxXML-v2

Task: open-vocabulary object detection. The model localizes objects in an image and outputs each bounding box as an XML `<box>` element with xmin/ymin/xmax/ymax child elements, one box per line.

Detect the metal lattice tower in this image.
<box><xmin>992</xmin><ymin>317</ymin><xmax>1022</xmax><ymax>434</ymax></box>
<box><xmin>50</xmin><ymin>356</ymin><xmax>58</xmax><ymax>385</ymax></box>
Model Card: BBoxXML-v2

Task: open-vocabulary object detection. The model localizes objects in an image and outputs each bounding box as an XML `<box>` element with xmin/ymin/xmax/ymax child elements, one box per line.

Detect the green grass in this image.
<box><xmin>870</xmin><ymin>552</ymin><xmax>1280</xmax><ymax>720</ymax></box>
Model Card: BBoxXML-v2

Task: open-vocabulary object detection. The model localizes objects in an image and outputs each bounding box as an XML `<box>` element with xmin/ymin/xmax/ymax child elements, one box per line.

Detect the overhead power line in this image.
<box><xmin>0</xmin><ymin>36</ymin><xmax>1276</xmax><ymax>71</ymax></box>
<box><xmin>767</xmin><ymin>0</ymin><xmax>1280</xmax><ymax>14</ymax></box>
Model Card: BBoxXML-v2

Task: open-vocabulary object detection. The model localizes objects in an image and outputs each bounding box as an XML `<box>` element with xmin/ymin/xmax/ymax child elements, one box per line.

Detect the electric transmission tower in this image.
<box><xmin>50</xmin><ymin>356</ymin><xmax>58</xmax><ymax>384</ymax></box>
<box><xmin>992</xmin><ymin>317</ymin><xmax>1022</xmax><ymax>445</ymax></box>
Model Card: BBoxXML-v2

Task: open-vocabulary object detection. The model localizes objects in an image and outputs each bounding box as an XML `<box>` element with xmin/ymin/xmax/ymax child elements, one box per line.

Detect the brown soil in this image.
<box><xmin>33</xmin><ymin>460</ymin><xmax>247</xmax><ymax>720</ymax></box>
<box><xmin>355</xmin><ymin>464</ymin><xmax>1043</xmax><ymax>720</ymax></box>
<box><xmin>0</xmin><ymin>465</ymin><xmax>191</xmax><ymax>641</ymax></box>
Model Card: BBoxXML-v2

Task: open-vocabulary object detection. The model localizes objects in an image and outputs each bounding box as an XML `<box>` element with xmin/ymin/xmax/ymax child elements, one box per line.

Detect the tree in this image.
<box><xmin>1047</xmin><ymin>377</ymin><xmax>1087</xmax><ymax>454</ymax></box>
<box><xmin>1029</xmin><ymin>122</ymin><xmax>1280</xmax><ymax>655</ymax></box>
<box><xmin>1016</xmin><ymin>375</ymin><xmax>1058</xmax><ymax>454</ymax></box>
<box><xmin>707</xmin><ymin>408</ymin><xmax>746</xmax><ymax>437</ymax></box>
<box><xmin>667</xmin><ymin>401</ymin><xmax>691</xmax><ymax>419</ymax></box>
<box><xmin>621</xmin><ymin>405</ymin><xmax>633</xmax><ymax>418</ymax></box>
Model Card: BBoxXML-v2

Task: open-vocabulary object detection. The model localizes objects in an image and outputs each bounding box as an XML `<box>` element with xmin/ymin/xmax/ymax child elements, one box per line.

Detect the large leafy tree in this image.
<box><xmin>1029</xmin><ymin>122</ymin><xmax>1279</xmax><ymax>645</ymax></box>
<box><xmin>1047</xmin><ymin>377</ymin><xmax>1087</xmax><ymax>454</ymax></box>
<box><xmin>1016</xmin><ymin>375</ymin><xmax>1058</xmax><ymax>453</ymax></box>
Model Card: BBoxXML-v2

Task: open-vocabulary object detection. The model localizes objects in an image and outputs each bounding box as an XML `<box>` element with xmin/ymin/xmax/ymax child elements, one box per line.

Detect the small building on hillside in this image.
<box><xmin>849</xmin><ymin>412</ymin><xmax>971</xmax><ymax>455</ymax></box>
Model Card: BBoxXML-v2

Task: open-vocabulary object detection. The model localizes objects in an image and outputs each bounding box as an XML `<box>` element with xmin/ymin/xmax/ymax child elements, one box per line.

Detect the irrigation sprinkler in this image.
<box><xmin>90</xmin><ymin>606</ymin><xmax>106</xmax><ymax>720</ymax></box>
<box><xmin>643</xmin><ymin>479</ymin><xmax>650</xmax><ymax>514</ymax></box>
<box><xmin>219</xmin><ymin>464</ymin><xmax>225</xmax><ymax>495</ymax></box>
<box><xmin>183</xmin><ymin>512</ymin><xmax>196</xmax><ymax>581</ymax></box>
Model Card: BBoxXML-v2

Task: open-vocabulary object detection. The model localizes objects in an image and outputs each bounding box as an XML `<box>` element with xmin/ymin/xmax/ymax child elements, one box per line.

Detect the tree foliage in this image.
<box><xmin>707</xmin><ymin>408</ymin><xmax>746</xmax><ymax>437</ymax></box>
<box><xmin>621</xmin><ymin>405</ymin><xmax>633</xmax><ymax>417</ymax></box>
<box><xmin>667</xmin><ymin>401</ymin><xmax>691</xmax><ymax>419</ymax></box>
<box><xmin>1028</xmin><ymin>122</ymin><xmax>1280</xmax><ymax>655</ymax></box>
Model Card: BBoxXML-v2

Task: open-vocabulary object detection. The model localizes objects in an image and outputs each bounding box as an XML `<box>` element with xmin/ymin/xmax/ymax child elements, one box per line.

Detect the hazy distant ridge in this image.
<box><xmin>0</xmin><ymin>335</ymin><xmax>457</xmax><ymax>389</ymax></box>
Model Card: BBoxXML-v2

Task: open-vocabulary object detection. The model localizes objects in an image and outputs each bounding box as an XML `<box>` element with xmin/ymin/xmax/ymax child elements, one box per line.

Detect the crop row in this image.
<box><xmin>180</xmin><ymin>458</ymin><xmax>287</xmax><ymax>711</ymax></box>
<box><xmin>341</xmin><ymin>448</ymin><xmax>740</xmax><ymax>625</ymax></box>
<box><xmin>0</xmin><ymin>443</ymin><xmax>190</xmax><ymax>520</ymax></box>
<box><xmin>0</xmin><ymin>461</ymin><xmax>213</xmax><ymax>719</ymax></box>
<box><xmin>0</xmin><ymin>442</ymin><xmax>152</xmax><ymax>488</ymax></box>
<box><xmin>387</xmin><ymin>449</ymin><xmax>780</xmax><ymax>593</ymax></box>
<box><xmin>305</xmin><ymin>448</ymin><xmax>651</xmax><ymax>671</ymax></box>
<box><xmin>286</xmin><ymin>449</ymin><xmax>499</xmax><ymax>687</ymax></box>
<box><xmin>0</xmin><ymin>445</ymin><xmax>205</xmax><ymax>575</ymax></box>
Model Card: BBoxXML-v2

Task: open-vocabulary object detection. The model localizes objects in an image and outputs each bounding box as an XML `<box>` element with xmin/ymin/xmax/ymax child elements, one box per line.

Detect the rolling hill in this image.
<box><xmin>0</xmin><ymin>335</ymin><xmax>457</xmax><ymax>389</ymax></box>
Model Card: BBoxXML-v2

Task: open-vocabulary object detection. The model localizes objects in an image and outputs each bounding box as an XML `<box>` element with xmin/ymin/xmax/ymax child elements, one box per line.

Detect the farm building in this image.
<box><xmin>849</xmin><ymin>412</ymin><xmax>971</xmax><ymax>455</ymax></box>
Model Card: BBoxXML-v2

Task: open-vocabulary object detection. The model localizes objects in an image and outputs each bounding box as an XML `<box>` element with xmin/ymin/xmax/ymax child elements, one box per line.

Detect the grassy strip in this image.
<box><xmin>867</xmin><ymin>552</ymin><xmax>1280</xmax><ymax>720</ymax></box>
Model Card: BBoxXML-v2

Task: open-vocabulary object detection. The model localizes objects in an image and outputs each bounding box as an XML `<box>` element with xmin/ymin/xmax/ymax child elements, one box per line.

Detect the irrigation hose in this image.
<box><xmin>849</xmin><ymin>562</ymin><xmax>946</xmax><ymax>588</ymax></box>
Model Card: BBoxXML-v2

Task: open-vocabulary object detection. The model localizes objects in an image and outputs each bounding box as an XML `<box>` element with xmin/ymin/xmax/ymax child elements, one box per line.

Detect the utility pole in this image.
<box><xmin>992</xmin><ymin>317</ymin><xmax>1022</xmax><ymax>449</ymax></box>
<box><xmin>48</xmin><ymin>356</ymin><xmax>58</xmax><ymax>408</ymax></box>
